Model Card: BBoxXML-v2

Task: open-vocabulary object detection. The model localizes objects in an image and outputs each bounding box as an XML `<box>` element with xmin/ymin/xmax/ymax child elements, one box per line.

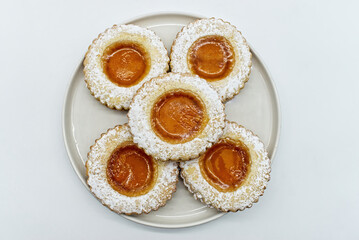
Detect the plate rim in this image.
<box><xmin>62</xmin><ymin>12</ymin><xmax>281</xmax><ymax>229</ymax></box>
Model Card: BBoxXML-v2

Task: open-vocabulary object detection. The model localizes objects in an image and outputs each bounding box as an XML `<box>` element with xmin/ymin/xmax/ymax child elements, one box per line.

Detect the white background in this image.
<box><xmin>1</xmin><ymin>0</ymin><xmax>359</xmax><ymax>239</ymax></box>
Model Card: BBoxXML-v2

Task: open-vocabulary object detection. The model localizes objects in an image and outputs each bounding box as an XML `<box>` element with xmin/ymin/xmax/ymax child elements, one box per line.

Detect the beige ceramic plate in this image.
<box><xmin>63</xmin><ymin>13</ymin><xmax>280</xmax><ymax>228</ymax></box>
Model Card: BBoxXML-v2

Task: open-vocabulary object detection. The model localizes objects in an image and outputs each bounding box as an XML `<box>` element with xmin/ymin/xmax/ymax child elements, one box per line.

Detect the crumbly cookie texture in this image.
<box><xmin>170</xmin><ymin>18</ymin><xmax>252</xmax><ymax>102</ymax></box>
<box><xmin>180</xmin><ymin>121</ymin><xmax>271</xmax><ymax>212</ymax></box>
<box><xmin>84</xmin><ymin>24</ymin><xmax>169</xmax><ymax>110</ymax></box>
<box><xmin>86</xmin><ymin>124</ymin><xmax>178</xmax><ymax>215</ymax></box>
<box><xmin>128</xmin><ymin>72</ymin><xmax>226</xmax><ymax>161</ymax></box>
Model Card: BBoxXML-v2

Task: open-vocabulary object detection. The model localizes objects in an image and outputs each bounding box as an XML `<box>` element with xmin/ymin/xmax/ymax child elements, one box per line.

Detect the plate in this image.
<box><xmin>63</xmin><ymin>12</ymin><xmax>281</xmax><ymax>228</ymax></box>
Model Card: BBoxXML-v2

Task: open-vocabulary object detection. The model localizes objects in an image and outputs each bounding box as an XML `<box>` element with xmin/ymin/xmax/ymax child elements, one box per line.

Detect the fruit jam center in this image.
<box><xmin>106</xmin><ymin>144</ymin><xmax>156</xmax><ymax>196</ymax></box>
<box><xmin>188</xmin><ymin>35</ymin><xmax>234</xmax><ymax>81</ymax></box>
<box><xmin>102</xmin><ymin>42</ymin><xmax>150</xmax><ymax>87</ymax></box>
<box><xmin>151</xmin><ymin>91</ymin><xmax>205</xmax><ymax>143</ymax></box>
<box><xmin>199</xmin><ymin>139</ymin><xmax>250</xmax><ymax>192</ymax></box>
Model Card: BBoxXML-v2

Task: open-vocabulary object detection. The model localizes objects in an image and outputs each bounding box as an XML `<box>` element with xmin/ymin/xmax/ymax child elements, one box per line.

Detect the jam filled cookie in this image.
<box><xmin>84</xmin><ymin>24</ymin><xmax>169</xmax><ymax>110</ymax></box>
<box><xmin>86</xmin><ymin>124</ymin><xmax>178</xmax><ymax>215</ymax></box>
<box><xmin>180</xmin><ymin>121</ymin><xmax>271</xmax><ymax>212</ymax></box>
<box><xmin>170</xmin><ymin>18</ymin><xmax>252</xmax><ymax>102</ymax></box>
<box><xmin>128</xmin><ymin>73</ymin><xmax>225</xmax><ymax>161</ymax></box>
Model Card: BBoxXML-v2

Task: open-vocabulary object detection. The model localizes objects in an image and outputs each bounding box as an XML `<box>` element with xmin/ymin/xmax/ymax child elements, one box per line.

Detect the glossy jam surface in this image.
<box><xmin>151</xmin><ymin>91</ymin><xmax>206</xmax><ymax>143</ymax></box>
<box><xmin>106</xmin><ymin>144</ymin><xmax>156</xmax><ymax>196</ymax></box>
<box><xmin>102</xmin><ymin>42</ymin><xmax>150</xmax><ymax>87</ymax></box>
<box><xmin>199</xmin><ymin>139</ymin><xmax>251</xmax><ymax>192</ymax></box>
<box><xmin>188</xmin><ymin>35</ymin><xmax>235</xmax><ymax>81</ymax></box>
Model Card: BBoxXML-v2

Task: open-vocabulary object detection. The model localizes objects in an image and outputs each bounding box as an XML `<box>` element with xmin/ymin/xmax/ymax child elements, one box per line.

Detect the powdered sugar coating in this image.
<box><xmin>170</xmin><ymin>18</ymin><xmax>252</xmax><ymax>102</ymax></box>
<box><xmin>86</xmin><ymin>124</ymin><xmax>178</xmax><ymax>215</ymax></box>
<box><xmin>84</xmin><ymin>24</ymin><xmax>169</xmax><ymax>110</ymax></box>
<box><xmin>128</xmin><ymin>73</ymin><xmax>225</xmax><ymax>161</ymax></box>
<box><xmin>180</xmin><ymin>121</ymin><xmax>271</xmax><ymax>212</ymax></box>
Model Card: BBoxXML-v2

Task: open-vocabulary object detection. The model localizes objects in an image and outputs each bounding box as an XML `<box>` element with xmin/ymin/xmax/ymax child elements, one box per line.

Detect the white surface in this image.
<box><xmin>1</xmin><ymin>0</ymin><xmax>359</xmax><ymax>239</ymax></box>
<box><xmin>63</xmin><ymin>13</ymin><xmax>280</xmax><ymax>228</ymax></box>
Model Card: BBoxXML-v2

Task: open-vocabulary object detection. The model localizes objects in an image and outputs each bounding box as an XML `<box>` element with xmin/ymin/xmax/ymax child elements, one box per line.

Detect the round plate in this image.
<box><xmin>63</xmin><ymin>13</ymin><xmax>281</xmax><ymax>228</ymax></box>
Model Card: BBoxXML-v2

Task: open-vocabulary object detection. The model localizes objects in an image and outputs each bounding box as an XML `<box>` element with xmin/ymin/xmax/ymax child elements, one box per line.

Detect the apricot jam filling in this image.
<box><xmin>188</xmin><ymin>35</ymin><xmax>235</xmax><ymax>81</ymax></box>
<box><xmin>199</xmin><ymin>138</ymin><xmax>251</xmax><ymax>192</ymax></box>
<box><xmin>106</xmin><ymin>143</ymin><xmax>156</xmax><ymax>197</ymax></box>
<box><xmin>102</xmin><ymin>41</ymin><xmax>150</xmax><ymax>87</ymax></box>
<box><xmin>151</xmin><ymin>90</ymin><xmax>206</xmax><ymax>144</ymax></box>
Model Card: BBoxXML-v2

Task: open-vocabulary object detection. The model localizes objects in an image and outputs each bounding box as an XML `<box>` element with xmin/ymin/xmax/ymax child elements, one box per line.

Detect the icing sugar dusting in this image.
<box><xmin>84</xmin><ymin>24</ymin><xmax>169</xmax><ymax>110</ymax></box>
<box><xmin>128</xmin><ymin>73</ymin><xmax>226</xmax><ymax>161</ymax></box>
<box><xmin>180</xmin><ymin>121</ymin><xmax>271</xmax><ymax>212</ymax></box>
<box><xmin>170</xmin><ymin>18</ymin><xmax>252</xmax><ymax>102</ymax></box>
<box><xmin>86</xmin><ymin>124</ymin><xmax>179</xmax><ymax>215</ymax></box>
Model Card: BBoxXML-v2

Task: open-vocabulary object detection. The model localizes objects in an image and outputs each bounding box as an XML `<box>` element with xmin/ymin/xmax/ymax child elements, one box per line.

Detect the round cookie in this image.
<box><xmin>180</xmin><ymin>121</ymin><xmax>271</xmax><ymax>212</ymax></box>
<box><xmin>86</xmin><ymin>124</ymin><xmax>178</xmax><ymax>215</ymax></box>
<box><xmin>128</xmin><ymin>72</ymin><xmax>226</xmax><ymax>161</ymax></box>
<box><xmin>170</xmin><ymin>18</ymin><xmax>252</xmax><ymax>102</ymax></box>
<box><xmin>84</xmin><ymin>24</ymin><xmax>169</xmax><ymax>110</ymax></box>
